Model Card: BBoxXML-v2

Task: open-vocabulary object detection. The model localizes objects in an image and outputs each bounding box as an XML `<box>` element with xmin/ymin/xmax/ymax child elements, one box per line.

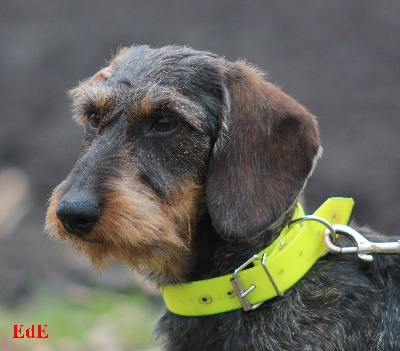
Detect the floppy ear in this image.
<box><xmin>206</xmin><ymin>62</ymin><xmax>321</xmax><ymax>240</ymax></box>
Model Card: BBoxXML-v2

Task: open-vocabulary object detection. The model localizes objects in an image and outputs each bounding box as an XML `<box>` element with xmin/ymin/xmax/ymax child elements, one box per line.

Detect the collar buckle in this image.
<box><xmin>230</xmin><ymin>253</ymin><xmax>283</xmax><ymax>312</ymax></box>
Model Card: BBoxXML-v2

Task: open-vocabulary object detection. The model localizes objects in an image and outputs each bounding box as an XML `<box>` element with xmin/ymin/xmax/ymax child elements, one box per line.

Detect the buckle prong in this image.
<box><xmin>230</xmin><ymin>253</ymin><xmax>283</xmax><ymax>312</ymax></box>
<box><xmin>260</xmin><ymin>253</ymin><xmax>283</xmax><ymax>297</ymax></box>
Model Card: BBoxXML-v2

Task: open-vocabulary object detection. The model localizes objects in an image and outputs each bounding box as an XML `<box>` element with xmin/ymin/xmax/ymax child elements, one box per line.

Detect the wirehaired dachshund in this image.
<box><xmin>46</xmin><ymin>45</ymin><xmax>400</xmax><ymax>350</ymax></box>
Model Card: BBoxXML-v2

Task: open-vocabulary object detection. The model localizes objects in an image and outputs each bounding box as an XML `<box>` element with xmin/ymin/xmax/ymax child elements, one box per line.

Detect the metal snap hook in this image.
<box><xmin>325</xmin><ymin>224</ymin><xmax>400</xmax><ymax>262</ymax></box>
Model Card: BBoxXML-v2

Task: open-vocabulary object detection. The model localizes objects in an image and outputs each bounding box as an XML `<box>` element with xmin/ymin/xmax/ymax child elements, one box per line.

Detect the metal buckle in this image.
<box><xmin>230</xmin><ymin>253</ymin><xmax>283</xmax><ymax>311</ymax></box>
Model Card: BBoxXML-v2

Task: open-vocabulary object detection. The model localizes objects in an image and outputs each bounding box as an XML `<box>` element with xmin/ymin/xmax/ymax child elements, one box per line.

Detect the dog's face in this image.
<box><xmin>46</xmin><ymin>45</ymin><xmax>320</xmax><ymax>283</ymax></box>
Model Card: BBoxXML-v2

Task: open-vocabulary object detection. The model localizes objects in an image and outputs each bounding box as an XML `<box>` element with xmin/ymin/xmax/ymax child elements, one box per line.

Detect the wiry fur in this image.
<box><xmin>46</xmin><ymin>173</ymin><xmax>203</xmax><ymax>282</ymax></box>
<box><xmin>46</xmin><ymin>45</ymin><xmax>400</xmax><ymax>350</ymax></box>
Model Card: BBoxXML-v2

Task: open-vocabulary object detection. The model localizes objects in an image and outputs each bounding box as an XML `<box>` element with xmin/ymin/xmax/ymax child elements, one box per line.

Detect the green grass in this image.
<box><xmin>0</xmin><ymin>286</ymin><xmax>163</xmax><ymax>351</ymax></box>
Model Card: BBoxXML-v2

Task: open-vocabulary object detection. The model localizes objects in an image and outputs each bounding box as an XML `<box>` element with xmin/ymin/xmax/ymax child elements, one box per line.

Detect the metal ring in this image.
<box><xmin>289</xmin><ymin>215</ymin><xmax>337</xmax><ymax>242</ymax></box>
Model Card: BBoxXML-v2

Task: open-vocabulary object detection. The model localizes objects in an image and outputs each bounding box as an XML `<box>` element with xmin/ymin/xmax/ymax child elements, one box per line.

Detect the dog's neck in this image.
<box><xmin>185</xmin><ymin>207</ymin><xmax>295</xmax><ymax>284</ymax></box>
<box><xmin>148</xmin><ymin>205</ymin><xmax>296</xmax><ymax>285</ymax></box>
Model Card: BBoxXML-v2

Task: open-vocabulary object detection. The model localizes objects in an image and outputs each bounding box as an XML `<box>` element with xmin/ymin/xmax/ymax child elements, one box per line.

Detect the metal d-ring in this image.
<box><xmin>290</xmin><ymin>215</ymin><xmax>337</xmax><ymax>243</ymax></box>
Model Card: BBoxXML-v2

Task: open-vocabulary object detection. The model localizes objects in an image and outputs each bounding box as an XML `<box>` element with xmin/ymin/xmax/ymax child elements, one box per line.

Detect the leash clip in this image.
<box><xmin>324</xmin><ymin>224</ymin><xmax>400</xmax><ymax>262</ymax></box>
<box><xmin>230</xmin><ymin>253</ymin><xmax>283</xmax><ymax>312</ymax></box>
<box><xmin>291</xmin><ymin>215</ymin><xmax>400</xmax><ymax>262</ymax></box>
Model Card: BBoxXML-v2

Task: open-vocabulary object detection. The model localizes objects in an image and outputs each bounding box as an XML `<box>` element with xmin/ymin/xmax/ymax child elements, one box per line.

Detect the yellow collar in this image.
<box><xmin>161</xmin><ymin>198</ymin><xmax>354</xmax><ymax>316</ymax></box>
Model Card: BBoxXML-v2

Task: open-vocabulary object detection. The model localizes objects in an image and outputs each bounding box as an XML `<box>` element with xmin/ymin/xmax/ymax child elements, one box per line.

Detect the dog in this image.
<box><xmin>46</xmin><ymin>45</ymin><xmax>400</xmax><ymax>350</ymax></box>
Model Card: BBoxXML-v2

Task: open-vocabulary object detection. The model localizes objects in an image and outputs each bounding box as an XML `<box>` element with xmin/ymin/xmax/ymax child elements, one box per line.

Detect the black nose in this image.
<box><xmin>56</xmin><ymin>192</ymin><xmax>101</xmax><ymax>237</ymax></box>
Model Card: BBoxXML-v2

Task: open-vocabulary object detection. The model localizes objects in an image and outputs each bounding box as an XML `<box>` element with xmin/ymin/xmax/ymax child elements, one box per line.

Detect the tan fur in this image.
<box><xmin>46</xmin><ymin>166</ymin><xmax>203</xmax><ymax>281</ymax></box>
<box><xmin>134</xmin><ymin>87</ymin><xmax>206</xmax><ymax>131</ymax></box>
<box><xmin>68</xmin><ymin>84</ymin><xmax>118</xmax><ymax>126</ymax></box>
<box><xmin>111</xmin><ymin>46</ymin><xmax>129</xmax><ymax>63</ymax></box>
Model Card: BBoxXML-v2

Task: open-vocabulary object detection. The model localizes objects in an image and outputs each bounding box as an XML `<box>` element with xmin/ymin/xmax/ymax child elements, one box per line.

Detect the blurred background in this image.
<box><xmin>0</xmin><ymin>1</ymin><xmax>399</xmax><ymax>350</ymax></box>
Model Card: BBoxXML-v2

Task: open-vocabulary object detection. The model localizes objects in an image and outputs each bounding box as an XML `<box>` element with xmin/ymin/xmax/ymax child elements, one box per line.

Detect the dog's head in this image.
<box><xmin>45</xmin><ymin>45</ymin><xmax>320</xmax><ymax>283</ymax></box>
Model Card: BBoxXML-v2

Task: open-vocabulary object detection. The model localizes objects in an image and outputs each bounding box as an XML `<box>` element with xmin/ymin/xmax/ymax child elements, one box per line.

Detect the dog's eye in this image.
<box><xmin>152</xmin><ymin>116</ymin><xmax>179</xmax><ymax>133</ymax></box>
<box><xmin>89</xmin><ymin>113</ymin><xmax>101</xmax><ymax>129</ymax></box>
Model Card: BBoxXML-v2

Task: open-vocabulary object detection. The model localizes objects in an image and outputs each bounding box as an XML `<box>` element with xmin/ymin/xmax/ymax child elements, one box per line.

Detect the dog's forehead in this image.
<box><xmin>109</xmin><ymin>45</ymin><xmax>225</xmax><ymax>90</ymax></box>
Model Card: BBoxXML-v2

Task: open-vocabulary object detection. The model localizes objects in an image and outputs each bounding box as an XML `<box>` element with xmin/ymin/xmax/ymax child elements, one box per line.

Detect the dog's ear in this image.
<box><xmin>206</xmin><ymin>62</ymin><xmax>321</xmax><ymax>240</ymax></box>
